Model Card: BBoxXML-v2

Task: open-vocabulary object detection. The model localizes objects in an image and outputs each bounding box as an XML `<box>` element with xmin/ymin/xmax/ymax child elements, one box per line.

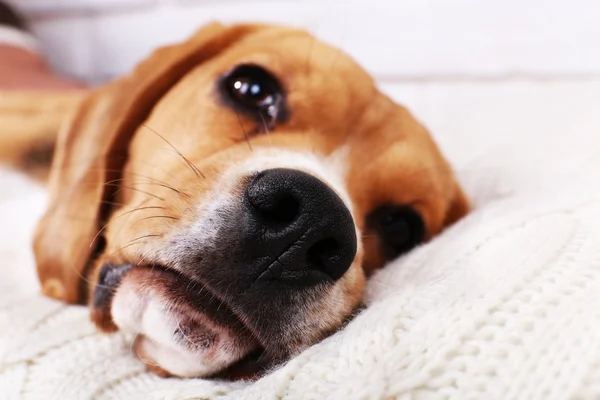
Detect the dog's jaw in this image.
<box><xmin>99</xmin><ymin>149</ymin><xmax>365</xmax><ymax>377</ymax></box>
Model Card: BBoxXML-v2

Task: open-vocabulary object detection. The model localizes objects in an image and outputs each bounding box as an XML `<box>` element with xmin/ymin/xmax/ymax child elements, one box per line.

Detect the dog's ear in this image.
<box><xmin>444</xmin><ymin>183</ymin><xmax>470</xmax><ymax>227</ymax></box>
<box><xmin>33</xmin><ymin>22</ymin><xmax>264</xmax><ymax>304</ymax></box>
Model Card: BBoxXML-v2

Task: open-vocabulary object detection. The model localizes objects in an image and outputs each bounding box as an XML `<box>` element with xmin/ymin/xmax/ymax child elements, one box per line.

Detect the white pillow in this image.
<box><xmin>1</xmin><ymin>164</ymin><xmax>599</xmax><ymax>399</ymax></box>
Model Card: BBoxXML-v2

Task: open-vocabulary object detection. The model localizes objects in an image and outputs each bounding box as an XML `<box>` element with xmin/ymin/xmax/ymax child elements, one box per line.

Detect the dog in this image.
<box><xmin>0</xmin><ymin>22</ymin><xmax>469</xmax><ymax>379</ymax></box>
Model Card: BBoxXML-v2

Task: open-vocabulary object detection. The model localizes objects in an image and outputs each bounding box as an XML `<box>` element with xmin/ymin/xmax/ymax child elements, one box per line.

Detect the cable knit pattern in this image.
<box><xmin>1</xmin><ymin>166</ymin><xmax>600</xmax><ymax>399</ymax></box>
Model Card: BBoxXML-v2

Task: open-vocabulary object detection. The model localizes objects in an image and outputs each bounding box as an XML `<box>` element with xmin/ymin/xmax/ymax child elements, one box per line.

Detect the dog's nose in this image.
<box><xmin>244</xmin><ymin>168</ymin><xmax>356</xmax><ymax>284</ymax></box>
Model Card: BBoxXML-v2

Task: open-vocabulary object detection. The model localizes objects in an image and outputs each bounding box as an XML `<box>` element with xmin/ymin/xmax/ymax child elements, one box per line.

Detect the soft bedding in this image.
<box><xmin>2</xmin><ymin>93</ymin><xmax>600</xmax><ymax>399</ymax></box>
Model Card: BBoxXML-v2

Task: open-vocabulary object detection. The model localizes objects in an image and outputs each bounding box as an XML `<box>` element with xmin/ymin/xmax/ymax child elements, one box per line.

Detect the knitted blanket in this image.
<box><xmin>1</xmin><ymin>155</ymin><xmax>600</xmax><ymax>398</ymax></box>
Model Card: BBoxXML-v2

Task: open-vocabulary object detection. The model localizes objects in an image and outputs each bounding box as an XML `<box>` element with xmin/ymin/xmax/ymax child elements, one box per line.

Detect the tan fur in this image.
<box><xmin>0</xmin><ymin>91</ymin><xmax>86</xmax><ymax>181</ymax></box>
<box><xmin>0</xmin><ymin>22</ymin><xmax>469</xmax><ymax>377</ymax></box>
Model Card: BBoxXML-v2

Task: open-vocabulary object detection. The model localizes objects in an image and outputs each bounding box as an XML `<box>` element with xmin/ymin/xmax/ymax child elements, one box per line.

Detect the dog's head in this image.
<box><xmin>33</xmin><ymin>23</ymin><xmax>468</xmax><ymax>378</ymax></box>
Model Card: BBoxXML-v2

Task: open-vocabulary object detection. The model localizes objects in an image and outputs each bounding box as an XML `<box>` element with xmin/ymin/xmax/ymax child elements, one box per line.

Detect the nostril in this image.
<box><xmin>246</xmin><ymin>172</ymin><xmax>301</xmax><ymax>228</ymax></box>
<box><xmin>255</xmin><ymin>193</ymin><xmax>300</xmax><ymax>226</ymax></box>
<box><xmin>306</xmin><ymin>237</ymin><xmax>343</xmax><ymax>279</ymax></box>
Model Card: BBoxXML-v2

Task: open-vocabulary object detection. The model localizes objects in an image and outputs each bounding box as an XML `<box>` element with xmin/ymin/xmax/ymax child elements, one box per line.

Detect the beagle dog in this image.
<box><xmin>0</xmin><ymin>23</ymin><xmax>469</xmax><ymax>378</ymax></box>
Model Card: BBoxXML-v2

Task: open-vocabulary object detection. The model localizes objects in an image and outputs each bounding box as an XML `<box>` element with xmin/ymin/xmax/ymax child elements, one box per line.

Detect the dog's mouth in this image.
<box><xmin>98</xmin><ymin>262</ymin><xmax>279</xmax><ymax>377</ymax></box>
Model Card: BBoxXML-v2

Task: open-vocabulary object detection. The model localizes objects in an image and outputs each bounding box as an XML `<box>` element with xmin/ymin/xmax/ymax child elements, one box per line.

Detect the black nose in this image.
<box><xmin>244</xmin><ymin>168</ymin><xmax>356</xmax><ymax>284</ymax></box>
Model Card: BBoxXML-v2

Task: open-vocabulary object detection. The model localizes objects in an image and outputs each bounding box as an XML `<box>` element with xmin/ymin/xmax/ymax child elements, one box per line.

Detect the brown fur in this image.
<box><xmin>0</xmin><ymin>22</ymin><xmax>469</xmax><ymax>377</ymax></box>
<box><xmin>0</xmin><ymin>91</ymin><xmax>86</xmax><ymax>181</ymax></box>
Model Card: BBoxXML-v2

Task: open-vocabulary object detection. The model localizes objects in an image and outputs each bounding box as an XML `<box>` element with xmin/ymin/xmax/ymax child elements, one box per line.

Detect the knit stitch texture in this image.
<box><xmin>1</xmin><ymin>163</ymin><xmax>600</xmax><ymax>399</ymax></box>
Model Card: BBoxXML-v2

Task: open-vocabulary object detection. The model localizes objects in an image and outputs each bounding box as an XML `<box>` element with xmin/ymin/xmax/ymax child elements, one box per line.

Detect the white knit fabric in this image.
<box><xmin>2</xmin><ymin>96</ymin><xmax>600</xmax><ymax>398</ymax></box>
<box><xmin>2</xmin><ymin>163</ymin><xmax>600</xmax><ymax>400</ymax></box>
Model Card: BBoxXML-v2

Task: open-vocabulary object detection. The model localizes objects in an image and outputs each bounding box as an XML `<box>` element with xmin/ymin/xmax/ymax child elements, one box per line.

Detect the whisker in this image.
<box><xmin>62</xmin><ymin>257</ymin><xmax>135</xmax><ymax>293</ymax></box>
<box><xmin>132</xmin><ymin>215</ymin><xmax>180</xmax><ymax>225</ymax></box>
<box><xmin>125</xmin><ymin>233</ymin><xmax>163</xmax><ymax>245</ymax></box>
<box><xmin>100</xmin><ymin>200</ymin><xmax>124</xmax><ymax>207</ymax></box>
<box><xmin>235</xmin><ymin>110</ymin><xmax>253</xmax><ymax>151</ymax></box>
<box><xmin>132</xmin><ymin>334</ymin><xmax>162</xmax><ymax>368</ymax></box>
<box><xmin>138</xmin><ymin>182</ymin><xmax>191</xmax><ymax>199</ymax></box>
<box><xmin>109</xmin><ymin>197</ymin><xmax>153</xmax><ymax>252</ymax></box>
<box><xmin>95</xmin><ymin>168</ymin><xmax>189</xmax><ymax>197</ymax></box>
<box><xmin>175</xmin><ymin>320</ymin><xmax>196</xmax><ymax>347</ymax></box>
<box><xmin>90</xmin><ymin>168</ymin><xmax>173</xmax><ymax>183</ymax></box>
<box><xmin>89</xmin><ymin>206</ymin><xmax>166</xmax><ymax>248</ymax></box>
<box><xmin>103</xmin><ymin>182</ymin><xmax>165</xmax><ymax>201</ymax></box>
<box><xmin>136</xmin><ymin>256</ymin><xmax>148</xmax><ymax>266</ymax></box>
<box><xmin>109</xmin><ymin>234</ymin><xmax>162</xmax><ymax>256</ymax></box>
<box><xmin>104</xmin><ymin>178</ymin><xmax>191</xmax><ymax>199</ymax></box>
<box><xmin>139</xmin><ymin>123</ymin><xmax>206</xmax><ymax>179</ymax></box>
<box><xmin>259</xmin><ymin>113</ymin><xmax>273</xmax><ymax>146</ymax></box>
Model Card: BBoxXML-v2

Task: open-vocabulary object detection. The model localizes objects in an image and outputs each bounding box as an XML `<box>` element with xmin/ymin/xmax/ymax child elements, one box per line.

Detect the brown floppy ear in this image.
<box><xmin>33</xmin><ymin>22</ymin><xmax>264</xmax><ymax>304</ymax></box>
<box><xmin>444</xmin><ymin>183</ymin><xmax>470</xmax><ymax>227</ymax></box>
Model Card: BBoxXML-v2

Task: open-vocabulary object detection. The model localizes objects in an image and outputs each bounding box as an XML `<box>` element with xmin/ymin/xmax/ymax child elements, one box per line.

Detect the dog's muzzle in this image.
<box><xmin>175</xmin><ymin>167</ymin><xmax>357</xmax><ymax>357</ymax></box>
<box><xmin>98</xmin><ymin>168</ymin><xmax>357</xmax><ymax>367</ymax></box>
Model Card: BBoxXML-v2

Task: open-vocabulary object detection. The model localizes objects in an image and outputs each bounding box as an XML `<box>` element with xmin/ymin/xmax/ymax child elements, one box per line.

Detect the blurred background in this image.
<box><xmin>13</xmin><ymin>0</ymin><xmax>600</xmax><ymax>204</ymax></box>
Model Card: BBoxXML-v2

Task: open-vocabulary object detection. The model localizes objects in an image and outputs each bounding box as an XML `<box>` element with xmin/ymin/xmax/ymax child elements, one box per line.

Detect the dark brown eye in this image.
<box><xmin>366</xmin><ymin>205</ymin><xmax>425</xmax><ymax>260</ymax></box>
<box><xmin>220</xmin><ymin>64</ymin><xmax>287</xmax><ymax>128</ymax></box>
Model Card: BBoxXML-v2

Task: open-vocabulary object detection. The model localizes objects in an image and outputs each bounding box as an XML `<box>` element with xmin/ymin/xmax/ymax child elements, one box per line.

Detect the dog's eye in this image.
<box><xmin>220</xmin><ymin>64</ymin><xmax>287</xmax><ymax>128</ymax></box>
<box><xmin>366</xmin><ymin>206</ymin><xmax>425</xmax><ymax>260</ymax></box>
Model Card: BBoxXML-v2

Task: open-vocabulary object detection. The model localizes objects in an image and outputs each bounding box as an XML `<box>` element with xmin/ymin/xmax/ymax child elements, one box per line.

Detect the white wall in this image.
<box><xmin>17</xmin><ymin>0</ymin><xmax>600</xmax><ymax>82</ymax></box>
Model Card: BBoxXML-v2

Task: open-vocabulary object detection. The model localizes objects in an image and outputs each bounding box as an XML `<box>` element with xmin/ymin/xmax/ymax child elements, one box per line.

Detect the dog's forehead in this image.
<box><xmin>222</xmin><ymin>28</ymin><xmax>370</xmax><ymax>74</ymax></box>
<box><xmin>137</xmin><ymin>28</ymin><xmax>382</xmax><ymax>146</ymax></box>
<box><xmin>174</xmin><ymin>28</ymin><xmax>376</xmax><ymax>104</ymax></box>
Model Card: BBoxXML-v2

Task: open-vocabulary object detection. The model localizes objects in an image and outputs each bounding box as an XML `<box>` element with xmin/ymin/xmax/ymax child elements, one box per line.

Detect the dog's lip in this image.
<box><xmin>144</xmin><ymin>263</ymin><xmax>239</xmax><ymax>316</ymax></box>
<box><xmin>144</xmin><ymin>264</ymin><xmax>292</xmax><ymax>373</ymax></box>
<box><xmin>140</xmin><ymin>263</ymin><xmax>267</xmax><ymax>349</ymax></box>
<box><xmin>94</xmin><ymin>263</ymin><xmax>134</xmax><ymax>310</ymax></box>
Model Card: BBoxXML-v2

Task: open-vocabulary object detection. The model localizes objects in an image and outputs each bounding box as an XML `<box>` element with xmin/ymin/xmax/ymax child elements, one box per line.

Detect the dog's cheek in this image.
<box><xmin>306</xmin><ymin>261</ymin><xmax>366</xmax><ymax>338</ymax></box>
<box><xmin>89</xmin><ymin>263</ymin><xmax>133</xmax><ymax>332</ymax></box>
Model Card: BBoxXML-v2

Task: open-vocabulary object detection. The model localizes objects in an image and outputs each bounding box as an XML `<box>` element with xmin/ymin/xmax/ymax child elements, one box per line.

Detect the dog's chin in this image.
<box><xmin>101</xmin><ymin>256</ymin><xmax>360</xmax><ymax>378</ymax></box>
<box><xmin>108</xmin><ymin>265</ymin><xmax>269</xmax><ymax>378</ymax></box>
